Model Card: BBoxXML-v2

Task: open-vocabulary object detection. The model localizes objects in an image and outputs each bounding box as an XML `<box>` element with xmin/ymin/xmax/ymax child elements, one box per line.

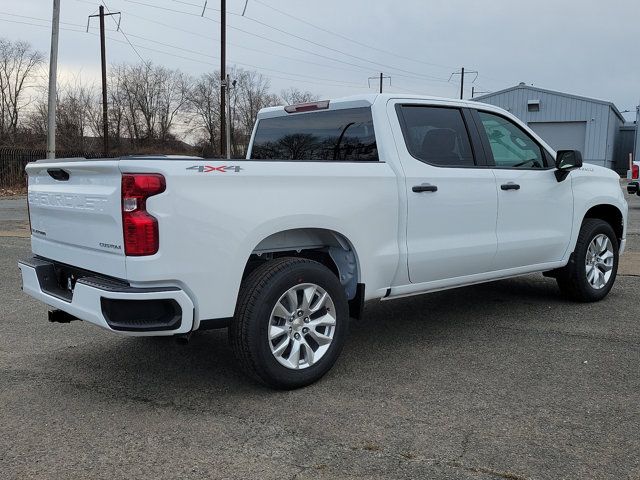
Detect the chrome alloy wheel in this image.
<box><xmin>267</xmin><ymin>283</ymin><xmax>336</xmax><ymax>370</ymax></box>
<box><xmin>585</xmin><ymin>233</ymin><xmax>615</xmax><ymax>290</ymax></box>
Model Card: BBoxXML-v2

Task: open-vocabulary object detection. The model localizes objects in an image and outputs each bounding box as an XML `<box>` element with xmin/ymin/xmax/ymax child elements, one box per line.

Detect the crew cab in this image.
<box><xmin>19</xmin><ymin>94</ymin><xmax>628</xmax><ymax>389</ymax></box>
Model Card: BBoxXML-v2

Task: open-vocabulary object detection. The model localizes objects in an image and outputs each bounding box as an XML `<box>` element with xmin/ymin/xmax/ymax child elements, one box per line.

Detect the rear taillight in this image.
<box><xmin>633</xmin><ymin>164</ymin><xmax>639</xmax><ymax>180</ymax></box>
<box><xmin>121</xmin><ymin>174</ymin><xmax>165</xmax><ymax>256</ymax></box>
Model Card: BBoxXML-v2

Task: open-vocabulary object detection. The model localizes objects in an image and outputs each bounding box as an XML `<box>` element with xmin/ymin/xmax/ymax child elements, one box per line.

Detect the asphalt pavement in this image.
<box><xmin>1</xmin><ymin>187</ymin><xmax>639</xmax><ymax>480</ymax></box>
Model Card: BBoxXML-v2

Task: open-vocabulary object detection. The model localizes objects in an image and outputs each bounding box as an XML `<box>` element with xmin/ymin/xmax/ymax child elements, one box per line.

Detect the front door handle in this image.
<box><xmin>500</xmin><ymin>182</ymin><xmax>520</xmax><ymax>191</ymax></box>
<box><xmin>412</xmin><ymin>183</ymin><xmax>438</xmax><ymax>193</ymax></box>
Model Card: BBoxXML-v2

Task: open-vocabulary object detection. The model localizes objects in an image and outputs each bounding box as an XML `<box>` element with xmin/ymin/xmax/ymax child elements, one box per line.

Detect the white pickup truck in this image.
<box><xmin>19</xmin><ymin>94</ymin><xmax>628</xmax><ymax>389</ymax></box>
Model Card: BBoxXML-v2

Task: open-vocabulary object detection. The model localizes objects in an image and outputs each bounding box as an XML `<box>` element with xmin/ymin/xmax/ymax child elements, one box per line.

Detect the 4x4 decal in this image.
<box><xmin>186</xmin><ymin>165</ymin><xmax>243</xmax><ymax>173</ymax></box>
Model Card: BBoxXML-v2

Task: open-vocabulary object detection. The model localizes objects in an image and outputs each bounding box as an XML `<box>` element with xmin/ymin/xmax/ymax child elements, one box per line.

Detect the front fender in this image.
<box><xmin>564</xmin><ymin>172</ymin><xmax>628</xmax><ymax>260</ymax></box>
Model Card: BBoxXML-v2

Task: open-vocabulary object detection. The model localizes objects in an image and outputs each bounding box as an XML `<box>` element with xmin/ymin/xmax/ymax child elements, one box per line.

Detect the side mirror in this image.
<box><xmin>555</xmin><ymin>150</ymin><xmax>583</xmax><ymax>182</ymax></box>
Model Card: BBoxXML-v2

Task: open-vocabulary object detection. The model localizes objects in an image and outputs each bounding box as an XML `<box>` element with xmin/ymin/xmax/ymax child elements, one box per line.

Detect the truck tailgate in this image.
<box><xmin>26</xmin><ymin>159</ymin><xmax>126</xmax><ymax>279</ymax></box>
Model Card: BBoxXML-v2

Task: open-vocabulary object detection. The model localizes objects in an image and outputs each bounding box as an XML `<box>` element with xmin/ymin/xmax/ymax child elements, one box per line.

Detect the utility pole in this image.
<box><xmin>98</xmin><ymin>6</ymin><xmax>108</xmax><ymax>155</ymax></box>
<box><xmin>368</xmin><ymin>73</ymin><xmax>391</xmax><ymax>93</ymax></box>
<box><xmin>88</xmin><ymin>6</ymin><xmax>121</xmax><ymax>156</ymax></box>
<box><xmin>220</xmin><ymin>0</ymin><xmax>227</xmax><ymax>158</ymax></box>
<box><xmin>471</xmin><ymin>87</ymin><xmax>491</xmax><ymax>99</ymax></box>
<box><xmin>635</xmin><ymin>103</ymin><xmax>640</xmax><ymax>163</ymax></box>
<box><xmin>46</xmin><ymin>0</ymin><xmax>61</xmax><ymax>159</ymax></box>
<box><xmin>225</xmin><ymin>74</ymin><xmax>232</xmax><ymax>159</ymax></box>
<box><xmin>449</xmin><ymin>67</ymin><xmax>478</xmax><ymax>100</ymax></box>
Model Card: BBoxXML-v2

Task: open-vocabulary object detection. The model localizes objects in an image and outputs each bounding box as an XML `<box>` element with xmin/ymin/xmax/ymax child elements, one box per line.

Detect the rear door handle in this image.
<box><xmin>412</xmin><ymin>183</ymin><xmax>438</xmax><ymax>193</ymax></box>
<box><xmin>500</xmin><ymin>182</ymin><xmax>520</xmax><ymax>191</ymax></box>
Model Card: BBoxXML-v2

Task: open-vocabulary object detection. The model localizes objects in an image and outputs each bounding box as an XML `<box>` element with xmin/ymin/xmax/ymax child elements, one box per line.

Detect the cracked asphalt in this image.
<box><xmin>1</xmin><ymin>186</ymin><xmax>639</xmax><ymax>480</ymax></box>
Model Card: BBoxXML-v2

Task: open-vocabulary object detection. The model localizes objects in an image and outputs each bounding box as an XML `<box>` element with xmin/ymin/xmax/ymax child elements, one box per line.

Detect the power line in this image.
<box><xmin>0</xmin><ymin>16</ymin><xmax>85</xmax><ymax>33</ymax></box>
<box><xmin>0</xmin><ymin>11</ymin><xmax>87</xmax><ymax>28</ymax></box>
<box><xmin>0</xmin><ymin>10</ymin><xmax>450</xmax><ymax>95</ymax></box>
<box><xmin>449</xmin><ymin>67</ymin><xmax>478</xmax><ymax>99</ymax></box>
<box><xmin>121</xmin><ymin>31</ymin><xmax>365</xmax><ymax>87</ymax></box>
<box><xmin>125</xmin><ymin>0</ymin><xmax>375</xmax><ymax>74</ymax></box>
<box><xmin>119</xmin><ymin>7</ymin><xmax>455</xmax><ymax>92</ymax></box>
<box><xmin>249</xmin><ymin>0</ymin><xmax>456</xmax><ymax>72</ymax></box>
<box><xmin>24</xmin><ymin>1</ymin><xmax>510</xmax><ymax>93</ymax></box>
<box><xmin>0</xmin><ymin>11</ymin><xmax>363</xmax><ymax>89</ymax></box>
<box><xmin>100</xmin><ymin>1</ymin><xmax>146</xmax><ymax>64</ymax></box>
<box><xmin>119</xmin><ymin>8</ymin><xmax>387</xmax><ymax>81</ymax></box>
<box><xmin>368</xmin><ymin>73</ymin><xmax>391</xmax><ymax>94</ymax></box>
<box><xmin>175</xmin><ymin>0</ymin><xmax>452</xmax><ymax>83</ymax></box>
<box><xmin>94</xmin><ymin>32</ymin><xmax>366</xmax><ymax>90</ymax></box>
<box><xmin>125</xmin><ymin>0</ymin><xmax>450</xmax><ymax>85</ymax></box>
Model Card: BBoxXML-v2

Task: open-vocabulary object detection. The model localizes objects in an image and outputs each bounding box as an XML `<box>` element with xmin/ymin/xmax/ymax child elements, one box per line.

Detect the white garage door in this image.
<box><xmin>528</xmin><ymin>121</ymin><xmax>587</xmax><ymax>153</ymax></box>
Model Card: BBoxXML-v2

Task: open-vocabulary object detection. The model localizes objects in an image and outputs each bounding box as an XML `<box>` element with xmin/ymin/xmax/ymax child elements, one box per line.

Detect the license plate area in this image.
<box><xmin>53</xmin><ymin>264</ymin><xmax>82</xmax><ymax>294</ymax></box>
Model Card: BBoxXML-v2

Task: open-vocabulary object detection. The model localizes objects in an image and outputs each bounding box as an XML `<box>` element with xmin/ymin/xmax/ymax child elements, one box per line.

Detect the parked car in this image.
<box><xmin>627</xmin><ymin>160</ymin><xmax>640</xmax><ymax>195</ymax></box>
<box><xmin>19</xmin><ymin>94</ymin><xmax>628</xmax><ymax>389</ymax></box>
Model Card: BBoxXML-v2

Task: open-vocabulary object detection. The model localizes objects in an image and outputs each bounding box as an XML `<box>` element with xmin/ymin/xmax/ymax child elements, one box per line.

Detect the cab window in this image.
<box><xmin>477</xmin><ymin>111</ymin><xmax>546</xmax><ymax>169</ymax></box>
<box><xmin>397</xmin><ymin>105</ymin><xmax>475</xmax><ymax>167</ymax></box>
<box><xmin>250</xmin><ymin>107</ymin><xmax>378</xmax><ymax>161</ymax></box>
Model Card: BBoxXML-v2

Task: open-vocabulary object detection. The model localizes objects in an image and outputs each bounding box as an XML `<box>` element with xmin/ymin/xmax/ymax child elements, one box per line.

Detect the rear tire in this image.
<box><xmin>229</xmin><ymin>257</ymin><xmax>349</xmax><ymax>389</ymax></box>
<box><xmin>556</xmin><ymin>219</ymin><xmax>619</xmax><ymax>302</ymax></box>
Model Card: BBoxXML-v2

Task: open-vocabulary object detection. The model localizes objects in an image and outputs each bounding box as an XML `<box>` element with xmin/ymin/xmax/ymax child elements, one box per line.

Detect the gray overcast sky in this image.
<box><xmin>1</xmin><ymin>0</ymin><xmax>638</xmax><ymax>120</ymax></box>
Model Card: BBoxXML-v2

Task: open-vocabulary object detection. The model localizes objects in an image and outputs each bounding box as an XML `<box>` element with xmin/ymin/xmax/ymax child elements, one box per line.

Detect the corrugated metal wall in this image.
<box><xmin>474</xmin><ymin>86</ymin><xmax>622</xmax><ymax>168</ymax></box>
<box><xmin>614</xmin><ymin>126</ymin><xmax>637</xmax><ymax>174</ymax></box>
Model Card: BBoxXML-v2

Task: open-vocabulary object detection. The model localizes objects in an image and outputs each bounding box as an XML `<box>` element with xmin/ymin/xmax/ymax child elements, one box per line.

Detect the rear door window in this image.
<box><xmin>250</xmin><ymin>107</ymin><xmax>378</xmax><ymax>161</ymax></box>
<box><xmin>397</xmin><ymin>105</ymin><xmax>476</xmax><ymax>167</ymax></box>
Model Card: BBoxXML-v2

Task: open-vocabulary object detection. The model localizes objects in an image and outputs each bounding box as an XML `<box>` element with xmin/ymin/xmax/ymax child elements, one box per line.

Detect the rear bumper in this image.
<box><xmin>18</xmin><ymin>257</ymin><xmax>194</xmax><ymax>336</ymax></box>
<box><xmin>627</xmin><ymin>182</ymin><xmax>639</xmax><ymax>195</ymax></box>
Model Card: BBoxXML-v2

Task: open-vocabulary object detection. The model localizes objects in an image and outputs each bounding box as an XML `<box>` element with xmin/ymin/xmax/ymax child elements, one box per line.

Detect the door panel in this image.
<box><xmin>393</xmin><ymin>104</ymin><xmax>498</xmax><ymax>284</ymax></box>
<box><xmin>474</xmin><ymin>110</ymin><xmax>574</xmax><ymax>269</ymax></box>
<box><xmin>404</xmin><ymin>168</ymin><xmax>498</xmax><ymax>283</ymax></box>
<box><xmin>492</xmin><ymin>169</ymin><xmax>573</xmax><ymax>269</ymax></box>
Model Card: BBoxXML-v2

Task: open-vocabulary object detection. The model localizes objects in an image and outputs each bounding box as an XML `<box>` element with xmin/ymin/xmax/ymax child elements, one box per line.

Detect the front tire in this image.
<box><xmin>229</xmin><ymin>257</ymin><xmax>349</xmax><ymax>389</ymax></box>
<box><xmin>556</xmin><ymin>219</ymin><xmax>619</xmax><ymax>302</ymax></box>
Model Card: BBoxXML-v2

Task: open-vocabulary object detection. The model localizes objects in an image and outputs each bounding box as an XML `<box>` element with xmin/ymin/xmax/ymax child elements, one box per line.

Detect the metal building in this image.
<box><xmin>636</xmin><ymin>106</ymin><xmax>640</xmax><ymax>164</ymax></box>
<box><xmin>473</xmin><ymin>83</ymin><xmax>626</xmax><ymax>169</ymax></box>
<box><xmin>616</xmin><ymin>123</ymin><xmax>637</xmax><ymax>173</ymax></box>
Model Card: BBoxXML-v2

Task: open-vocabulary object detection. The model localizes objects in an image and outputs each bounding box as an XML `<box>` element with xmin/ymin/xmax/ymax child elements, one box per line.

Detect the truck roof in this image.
<box><xmin>257</xmin><ymin>93</ymin><xmax>493</xmax><ymax>120</ymax></box>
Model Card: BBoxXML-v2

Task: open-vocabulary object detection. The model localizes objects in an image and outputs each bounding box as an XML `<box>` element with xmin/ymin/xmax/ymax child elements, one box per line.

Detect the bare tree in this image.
<box><xmin>0</xmin><ymin>37</ymin><xmax>44</xmax><ymax>143</ymax></box>
<box><xmin>233</xmin><ymin>69</ymin><xmax>279</xmax><ymax>155</ymax></box>
<box><xmin>107</xmin><ymin>69</ymin><xmax>127</xmax><ymax>149</ymax></box>
<box><xmin>158</xmin><ymin>67</ymin><xmax>191</xmax><ymax>143</ymax></box>
<box><xmin>280</xmin><ymin>87</ymin><xmax>319</xmax><ymax>105</ymax></box>
<box><xmin>107</xmin><ymin>62</ymin><xmax>191</xmax><ymax>148</ymax></box>
<box><xmin>56</xmin><ymin>80</ymin><xmax>96</xmax><ymax>150</ymax></box>
<box><xmin>25</xmin><ymin>80</ymin><xmax>97</xmax><ymax>151</ymax></box>
<box><xmin>189</xmin><ymin>68</ymin><xmax>301</xmax><ymax>156</ymax></box>
<box><xmin>15</xmin><ymin>55</ymin><xmax>323</xmax><ymax>156</ymax></box>
<box><xmin>187</xmin><ymin>71</ymin><xmax>221</xmax><ymax>156</ymax></box>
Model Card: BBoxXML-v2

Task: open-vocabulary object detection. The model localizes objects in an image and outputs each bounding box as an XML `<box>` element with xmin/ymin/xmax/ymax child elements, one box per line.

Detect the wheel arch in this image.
<box><xmin>243</xmin><ymin>228</ymin><xmax>365</xmax><ymax>319</ymax></box>
<box><xmin>583</xmin><ymin>204</ymin><xmax>624</xmax><ymax>244</ymax></box>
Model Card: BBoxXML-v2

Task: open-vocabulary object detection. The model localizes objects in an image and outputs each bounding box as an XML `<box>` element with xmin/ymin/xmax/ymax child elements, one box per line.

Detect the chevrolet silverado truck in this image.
<box><xmin>19</xmin><ymin>94</ymin><xmax>628</xmax><ymax>389</ymax></box>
